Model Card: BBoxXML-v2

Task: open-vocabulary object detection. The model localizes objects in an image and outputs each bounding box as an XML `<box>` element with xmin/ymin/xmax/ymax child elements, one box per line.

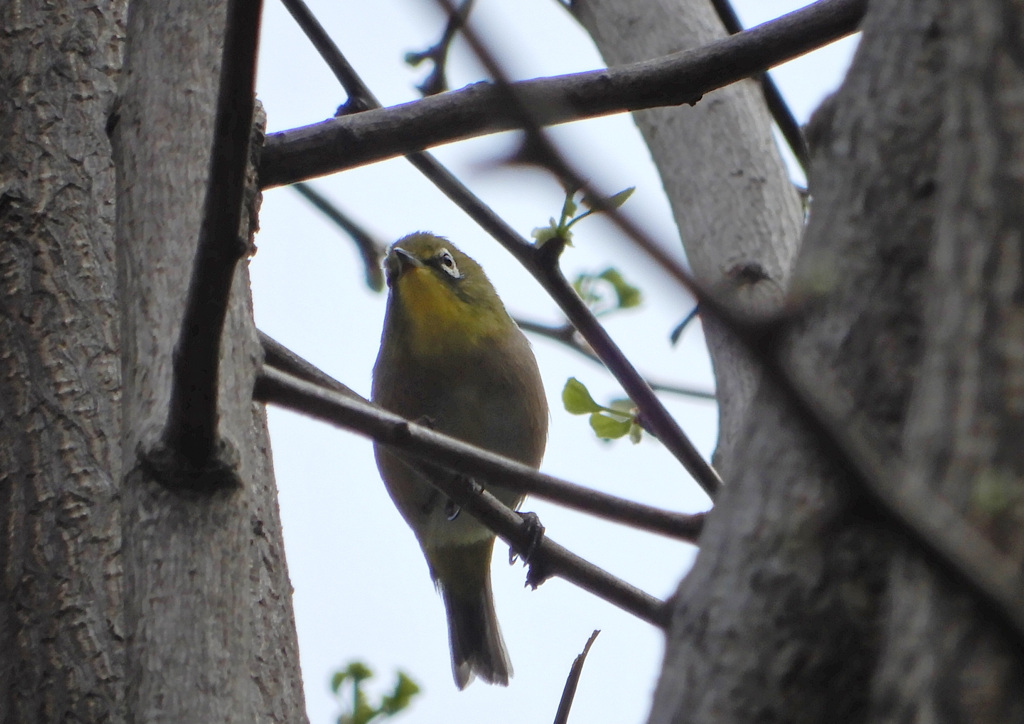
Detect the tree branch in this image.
<box><xmin>274</xmin><ymin>0</ymin><xmax>723</xmax><ymax>498</ymax></box>
<box><xmin>255</xmin><ymin>354</ymin><xmax>705</xmax><ymax>543</ymax></box>
<box><xmin>260</xmin><ymin>0</ymin><xmax>866</xmax><ymax>188</ymax></box>
<box><xmin>708</xmin><ymin>0</ymin><xmax>810</xmax><ymax>171</ymax></box>
<box><xmin>255</xmin><ymin>365</ymin><xmax>682</xmax><ymax>626</ymax></box>
<box><xmin>405</xmin><ymin>0</ymin><xmax>474</xmax><ymax>96</ymax></box>
<box><xmin>292</xmin><ymin>182</ymin><xmax>385</xmax><ymax>291</ymax></box>
<box><xmin>440</xmin><ymin>0</ymin><xmax>1024</xmax><ymax>653</ymax></box>
<box><xmin>162</xmin><ymin>0</ymin><xmax>262</xmax><ymax>475</ymax></box>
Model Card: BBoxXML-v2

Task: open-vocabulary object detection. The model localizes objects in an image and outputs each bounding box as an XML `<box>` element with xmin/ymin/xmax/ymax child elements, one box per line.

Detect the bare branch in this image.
<box><xmin>442</xmin><ymin>0</ymin><xmax>1024</xmax><ymax>653</ymax></box>
<box><xmin>552</xmin><ymin>630</ymin><xmax>601</xmax><ymax>724</ymax></box>
<box><xmin>274</xmin><ymin>0</ymin><xmax>723</xmax><ymax>498</ymax></box>
<box><xmin>260</xmin><ymin>0</ymin><xmax>866</xmax><ymax>188</ymax></box>
<box><xmin>292</xmin><ymin>182</ymin><xmax>386</xmax><ymax>291</ymax></box>
<box><xmin>255</xmin><ymin>349</ymin><xmax>706</xmax><ymax>543</ymax></box>
<box><xmin>161</xmin><ymin>0</ymin><xmax>262</xmax><ymax>478</ymax></box>
<box><xmin>405</xmin><ymin>0</ymin><xmax>475</xmax><ymax>96</ymax></box>
<box><xmin>708</xmin><ymin>0</ymin><xmax>810</xmax><ymax>171</ymax></box>
<box><xmin>258</xmin><ymin>330</ymin><xmax>362</xmax><ymax>399</ymax></box>
<box><xmin>255</xmin><ymin>365</ymin><xmax>678</xmax><ymax>626</ymax></box>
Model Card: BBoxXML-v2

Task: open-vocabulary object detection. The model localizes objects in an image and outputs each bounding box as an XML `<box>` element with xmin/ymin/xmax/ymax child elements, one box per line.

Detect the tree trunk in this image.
<box><xmin>0</xmin><ymin>0</ymin><xmax>305</xmax><ymax>720</ymax></box>
<box><xmin>0</xmin><ymin>1</ymin><xmax>127</xmax><ymax>720</ymax></box>
<box><xmin>642</xmin><ymin>0</ymin><xmax>1024</xmax><ymax>721</ymax></box>
<box><xmin>570</xmin><ymin>0</ymin><xmax>805</xmax><ymax>482</ymax></box>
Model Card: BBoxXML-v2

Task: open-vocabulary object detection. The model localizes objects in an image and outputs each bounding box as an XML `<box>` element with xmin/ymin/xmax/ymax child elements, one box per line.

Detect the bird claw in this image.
<box><xmin>509</xmin><ymin>511</ymin><xmax>546</xmax><ymax>584</ymax></box>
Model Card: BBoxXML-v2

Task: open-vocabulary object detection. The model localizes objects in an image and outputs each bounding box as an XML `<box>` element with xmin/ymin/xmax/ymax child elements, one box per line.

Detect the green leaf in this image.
<box><xmin>571</xmin><ymin>273</ymin><xmax>601</xmax><ymax>306</ymax></box>
<box><xmin>346</xmin><ymin>661</ymin><xmax>373</xmax><ymax>683</ymax></box>
<box><xmin>628</xmin><ymin>422</ymin><xmax>643</xmax><ymax>444</ymax></box>
<box><xmin>381</xmin><ymin>672</ymin><xmax>421</xmax><ymax>715</ymax></box>
<box><xmin>563</xmin><ymin>192</ymin><xmax>579</xmax><ymax>220</ymax></box>
<box><xmin>330</xmin><ymin>670</ymin><xmax>347</xmax><ymax>694</ymax></box>
<box><xmin>531</xmin><ymin>224</ymin><xmax>572</xmax><ymax>248</ymax></box>
<box><xmin>598</xmin><ymin>268</ymin><xmax>642</xmax><ymax>309</ymax></box>
<box><xmin>562</xmin><ymin>377</ymin><xmax>603</xmax><ymax>414</ymax></box>
<box><xmin>608</xmin><ymin>397</ymin><xmax>635</xmax><ymax>414</ymax></box>
<box><xmin>582</xmin><ymin>186</ymin><xmax>635</xmax><ymax>211</ymax></box>
<box><xmin>589</xmin><ymin>412</ymin><xmax>631</xmax><ymax>439</ymax></box>
<box><xmin>605</xmin><ymin>186</ymin><xmax>635</xmax><ymax>209</ymax></box>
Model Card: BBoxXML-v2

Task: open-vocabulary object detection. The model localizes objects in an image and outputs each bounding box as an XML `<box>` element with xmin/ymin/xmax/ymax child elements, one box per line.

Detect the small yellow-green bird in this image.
<box><xmin>372</xmin><ymin>232</ymin><xmax>548</xmax><ymax>689</ymax></box>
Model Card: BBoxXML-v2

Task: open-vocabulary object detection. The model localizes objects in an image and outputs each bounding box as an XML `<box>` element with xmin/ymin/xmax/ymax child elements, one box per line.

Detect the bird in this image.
<box><xmin>371</xmin><ymin>232</ymin><xmax>548</xmax><ymax>689</ymax></box>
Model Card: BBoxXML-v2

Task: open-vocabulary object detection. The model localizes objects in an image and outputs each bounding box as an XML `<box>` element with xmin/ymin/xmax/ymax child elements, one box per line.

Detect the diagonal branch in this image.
<box><xmin>260</xmin><ymin>0</ymin><xmax>866</xmax><ymax>188</ymax></box>
<box><xmin>292</xmin><ymin>182</ymin><xmax>386</xmax><ymax>291</ymax></box>
<box><xmin>275</xmin><ymin>0</ymin><xmax>723</xmax><ymax>498</ymax></box>
<box><xmin>708</xmin><ymin>0</ymin><xmax>810</xmax><ymax>171</ymax></box>
<box><xmin>441</xmin><ymin>0</ymin><xmax>1024</xmax><ymax>653</ymax></box>
<box><xmin>162</xmin><ymin>0</ymin><xmax>263</xmax><ymax>476</ymax></box>
<box><xmin>255</xmin><ymin>365</ymin><xmax>685</xmax><ymax>626</ymax></box>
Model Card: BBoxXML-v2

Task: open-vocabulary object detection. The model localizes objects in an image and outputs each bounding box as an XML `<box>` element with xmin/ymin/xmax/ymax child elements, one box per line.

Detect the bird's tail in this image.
<box><xmin>440</xmin><ymin>559</ymin><xmax>512</xmax><ymax>689</ymax></box>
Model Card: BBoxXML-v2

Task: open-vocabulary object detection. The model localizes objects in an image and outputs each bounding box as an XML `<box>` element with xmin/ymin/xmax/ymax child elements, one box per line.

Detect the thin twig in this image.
<box><xmin>255</xmin><ymin>345</ymin><xmax>706</xmax><ymax>543</ymax></box>
<box><xmin>162</xmin><ymin>0</ymin><xmax>263</xmax><ymax>475</ymax></box>
<box><xmin>552</xmin><ymin>630</ymin><xmax>601</xmax><ymax>724</ymax></box>
<box><xmin>260</xmin><ymin>0</ymin><xmax>867</xmax><ymax>187</ymax></box>
<box><xmin>255</xmin><ymin>365</ymin><xmax>676</xmax><ymax>626</ymax></box>
<box><xmin>708</xmin><ymin>0</ymin><xmax>810</xmax><ymax>171</ymax></box>
<box><xmin>405</xmin><ymin>0</ymin><xmax>474</xmax><ymax>96</ymax></box>
<box><xmin>275</xmin><ymin>0</ymin><xmax>723</xmax><ymax>498</ymax></box>
<box><xmin>292</xmin><ymin>182</ymin><xmax>386</xmax><ymax>291</ymax></box>
<box><xmin>516</xmin><ymin>318</ymin><xmax>716</xmax><ymax>401</ymax></box>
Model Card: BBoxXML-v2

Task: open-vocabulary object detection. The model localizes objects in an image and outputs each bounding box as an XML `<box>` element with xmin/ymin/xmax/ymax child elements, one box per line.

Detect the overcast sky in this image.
<box><xmin>252</xmin><ymin>2</ymin><xmax>859</xmax><ymax>722</ymax></box>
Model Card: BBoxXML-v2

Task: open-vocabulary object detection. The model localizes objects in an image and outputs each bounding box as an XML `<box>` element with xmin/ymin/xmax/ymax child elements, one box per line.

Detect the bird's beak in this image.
<box><xmin>384</xmin><ymin>247</ymin><xmax>423</xmax><ymax>288</ymax></box>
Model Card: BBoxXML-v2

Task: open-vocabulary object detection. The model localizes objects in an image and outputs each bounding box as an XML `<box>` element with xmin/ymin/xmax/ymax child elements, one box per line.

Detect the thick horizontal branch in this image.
<box><xmin>255</xmin><ymin>365</ymin><xmax>676</xmax><ymax>625</ymax></box>
<box><xmin>254</xmin><ymin>355</ymin><xmax>705</xmax><ymax>542</ymax></box>
<box><xmin>260</xmin><ymin>0</ymin><xmax>866</xmax><ymax>187</ymax></box>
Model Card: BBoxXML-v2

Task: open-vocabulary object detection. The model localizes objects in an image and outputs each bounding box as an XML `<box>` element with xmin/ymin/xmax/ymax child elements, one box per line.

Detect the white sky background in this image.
<box><xmin>252</xmin><ymin>2</ymin><xmax>858</xmax><ymax>722</ymax></box>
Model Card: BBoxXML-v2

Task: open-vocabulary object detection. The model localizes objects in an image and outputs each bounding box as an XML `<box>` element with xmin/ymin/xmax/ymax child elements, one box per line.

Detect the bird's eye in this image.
<box><xmin>436</xmin><ymin>249</ymin><xmax>461</xmax><ymax>278</ymax></box>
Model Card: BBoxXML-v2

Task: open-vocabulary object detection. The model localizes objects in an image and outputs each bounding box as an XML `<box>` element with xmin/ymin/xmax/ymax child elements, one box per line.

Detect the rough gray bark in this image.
<box><xmin>0</xmin><ymin>1</ymin><xmax>127</xmax><ymax>720</ymax></box>
<box><xmin>112</xmin><ymin>0</ymin><xmax>305</xmax><ymax>721</ymax></box>
<box><xmin>1</xmin><ymin>0</ymin><xmax>305</xmax><ymax>721</ymax></box>
<box><xmin>570</xmin><ymin>0</ymin><xmax>804</xmax><ymax>482</ymax></box>
<box><xmin>870</xmin><ymin>1</ymin><xmax>1024</xmax><ymax>718</ymax></box>
<box><xmin>643</xmin><ymin>0</ymin><xmax>1024</xmax><ymax>721</ymax></box>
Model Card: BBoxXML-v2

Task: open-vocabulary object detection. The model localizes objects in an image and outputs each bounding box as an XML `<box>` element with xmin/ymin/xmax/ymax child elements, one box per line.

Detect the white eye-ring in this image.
<box><xmin>437</xmin><ymin>249</ymin><xmax>461</xmax><ymax>278</ymax></box>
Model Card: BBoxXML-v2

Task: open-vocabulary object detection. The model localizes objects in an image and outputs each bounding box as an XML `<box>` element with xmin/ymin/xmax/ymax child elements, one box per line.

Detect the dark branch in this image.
<box><xmin>161</xmin><ymin>0</ymin><xmax>262</xmax><ymax>477</ymax></box>
<box><xmin>444</xmin><ymin>0</ymin><xmax>1024</xmax><ymax>654</ymax></box>
<box><xmin>708</xmin><ymin>0</ymin><xmax>810</xmax><ymax>171</ymax></box>
<box><xmin>260</xmin><ymin>0</ymin><xmax>866</xmax><ymax>188</ymax></box>
<box><xmin>255</xmin><ymin>350</ymin><xmax>706</xmax><ymax>543</ymax></box>
<box><xmin>405</xmin><ymin>0</ymin><xmax>474</xmax><ymax>96</ymax></box>
<box><xmin>258</xmin><ymin>330</ymin><xmax>362</xmax><ymax>399</ymax></box>
<box><xmin>292</xmin><ymin>182</ymin><xmax>386</xmax><ymax>291</ymax></box>
<box><xmin>255</xmin><ymin>365</ymin><xmax>680</xmax><ymax>626</ymax></box>
<box><xmin>279</xmin><ymin>0</ymin><xmax>374</xmax><ymax>112</ymax></box>
<box><xmin>420</xmin><ymin>0</ymin><xmax>723</xmax><ymax>496</ymax></box>
<box><xmin>275</xmin><ymin>0</ymin><xmax>724</xmax><ymax>498</ymax></box>
<box><xmin>553</xmin><ymin>630</ymin><xmax>601</xmax><ymax>724</ymax></box>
